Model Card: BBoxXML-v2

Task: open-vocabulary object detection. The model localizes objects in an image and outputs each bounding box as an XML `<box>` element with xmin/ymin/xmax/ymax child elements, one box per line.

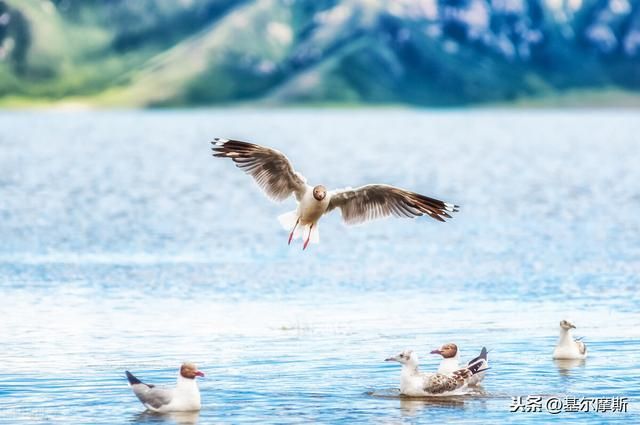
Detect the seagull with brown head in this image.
<box><xmin>212</xmin><ymin>138</ymin><xmax>459</xmax><ymax>250</ymax></box>
<box><xmin>430</xmin><ymin>343</ymin><xmax>488</xmax><ymax>386</ymax></box>
<box><xmin>125</xmin><ymin>362</ymin><xmax>205</xmax><ymax>413</ymax></box>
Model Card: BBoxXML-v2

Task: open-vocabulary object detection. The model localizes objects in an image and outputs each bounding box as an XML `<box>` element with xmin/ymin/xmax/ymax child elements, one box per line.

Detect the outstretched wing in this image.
<box><xmin>126</xmin><ymin>371</ymin><xmax>173</xmax><ymax>410</ymax></box>
<box><xmin>326</xmin><ymin>184</ymin><xmax>458</xmax><ymax>225</ymax></box>
<box><xmin>212</xmin><ymin>138</ymin><xmax>307</xmax><ymax>201</ymax></box>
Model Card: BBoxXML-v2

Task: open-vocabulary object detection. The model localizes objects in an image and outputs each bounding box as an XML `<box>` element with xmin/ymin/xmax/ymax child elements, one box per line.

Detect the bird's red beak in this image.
<box><xmin>195</xmin><ymin>371</ymin><xmax>205</xmax><ymax>377</ymax></box>
<box><xmin>430</xmin><ymin>349</ymin><xmax>442</xmax><ymax>355</ymax></box>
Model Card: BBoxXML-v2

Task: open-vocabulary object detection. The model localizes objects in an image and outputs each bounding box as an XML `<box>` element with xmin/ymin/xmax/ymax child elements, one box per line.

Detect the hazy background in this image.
<box><xmin>0</xmin><ymin>0</ymin><xmax>639</xmax><ymax>108</ymax></box>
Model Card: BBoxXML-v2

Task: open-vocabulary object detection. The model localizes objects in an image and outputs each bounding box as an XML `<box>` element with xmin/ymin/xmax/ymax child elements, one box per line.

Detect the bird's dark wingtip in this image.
<box><xmin>432</xmin><ymin>214</ymin><xmax>446</xmax><ymax>222</ymax></box>
<box><xmin>442</xmin><ymin>202</ymin><xmax>460</xmax><ymax>214</ymax></box>
<box><xmin>125</xmin><ymin>371</ymin><xmax>142</xmax><ymax>385</ymax></box>
<box><xmin>480</xmin><ymin>347</ymin><xmax>488</xmax><ymax>359</ymax></box>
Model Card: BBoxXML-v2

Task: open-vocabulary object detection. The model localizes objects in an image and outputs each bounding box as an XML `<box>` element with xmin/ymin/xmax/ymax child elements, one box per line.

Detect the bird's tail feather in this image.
<box><xmin>278</xmin><ymin>210</ymin><xmax>298</xmax><ymax>230</ymax></box>
<box><xmin>308</xmin><ymin>223</ymin><xmax>319</xmax><ymax>244</ymax></box>
<box><xmin>298</xmin><ymin>223</ymin><xmax>320</xmax><ymax>245</ymax></box>
<box><xmin>278</xmin><ymin>211</ymin><xmax>320</xmax><ymax>245</ymax></box>
<box><xmin>278</xmin><ymin>210</ymin><xmax>303</xmax><ymax>240</ymax></box>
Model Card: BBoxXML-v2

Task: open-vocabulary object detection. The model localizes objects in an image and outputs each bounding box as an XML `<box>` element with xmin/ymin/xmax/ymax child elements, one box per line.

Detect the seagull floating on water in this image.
<box><xmin>553</xmin><ymin>320</ymin><xmax>587</xmax><ymax>360</ymax></box>
<box><xmin>385</xmin><ymin>350</ymin><xmax>482</xmax><ymax>397</ymax></box>
<box><xmin>125</xmin><ymin>363</ymin><xmax>204</xmax><ymax>412</ymax></box>
<box><xmin>430</xmin><ymin>343</ymin><xmax>488</xmax><ymax>386</ymax></box>
<box><xmin>212</xmin><ymin>138</ymin><xmax>459</xmax><ymax>249</ymax></box>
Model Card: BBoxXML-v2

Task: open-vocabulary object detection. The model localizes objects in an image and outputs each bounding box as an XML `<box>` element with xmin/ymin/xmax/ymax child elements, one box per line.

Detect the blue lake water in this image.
<box><xmin>0</xmin><ymin>109</ymin><xmax>639</xmax><ymax>424</ymax></box>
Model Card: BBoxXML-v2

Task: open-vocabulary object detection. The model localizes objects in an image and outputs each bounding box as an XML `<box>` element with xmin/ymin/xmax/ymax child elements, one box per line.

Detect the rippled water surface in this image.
<box><xmin>1</xmin><ymin>110</ymin><xmax>639</xmax><ymax>424</ymax></box>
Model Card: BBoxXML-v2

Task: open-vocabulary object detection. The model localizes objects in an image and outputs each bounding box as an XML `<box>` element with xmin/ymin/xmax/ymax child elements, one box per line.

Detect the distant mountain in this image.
<box><xmin>0</xmin><ymin>0</ymin><xmax>639</xmax><ymax>107</ymax></box>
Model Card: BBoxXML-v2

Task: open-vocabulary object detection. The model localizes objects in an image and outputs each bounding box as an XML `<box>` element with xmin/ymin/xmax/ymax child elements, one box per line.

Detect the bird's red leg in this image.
<box><xmin>303</xmin><ymin>224</ymin><xmax>313</xmax><ymax>250</ymax></box>
<box><xmin>288</xmin><ymin>219</ymin><xmax>299</xmax><ymax>246</ymax></box>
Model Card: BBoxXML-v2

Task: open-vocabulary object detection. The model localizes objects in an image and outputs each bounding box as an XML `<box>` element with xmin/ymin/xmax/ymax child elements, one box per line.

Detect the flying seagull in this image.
<box><xmin>125</xmin><ymin>362</ymin><xmax>204</xmax><ymax>412</ymax></box>
<box><xmin>212</xmin><ymin>138</ymin><xmax>459</xmax><ymax>249</ymax></box>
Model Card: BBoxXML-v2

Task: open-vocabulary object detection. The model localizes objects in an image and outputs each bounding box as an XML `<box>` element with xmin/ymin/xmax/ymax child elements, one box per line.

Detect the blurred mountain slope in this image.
<box><xmin>0</xmin><ymin>0</ymin><xmax>638</xmax><ymax>107</ymax></box>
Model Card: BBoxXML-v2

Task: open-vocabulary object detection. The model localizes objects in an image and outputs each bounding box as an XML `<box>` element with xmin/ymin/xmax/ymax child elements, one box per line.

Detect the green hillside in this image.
<box><xmin>0</xmin><ymin>0</ymin><xmax>639</xmax><ymax>107</ymax></box>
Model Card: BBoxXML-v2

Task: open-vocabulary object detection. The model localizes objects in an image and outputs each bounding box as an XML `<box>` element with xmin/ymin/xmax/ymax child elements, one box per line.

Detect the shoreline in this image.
<box><xmin>1</xmin><ymin>89</ymin><xmax>640</xmax><ymax>110</ymax></box>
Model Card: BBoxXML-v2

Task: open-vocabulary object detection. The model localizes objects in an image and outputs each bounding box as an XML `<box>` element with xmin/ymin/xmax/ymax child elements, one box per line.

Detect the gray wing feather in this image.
<box><xmin>326</xmin><ymin>184</ymin><xmax>458</xmax><ymax>225</ymax></box>
<box><xmin>577</xmin><ymin>340</ymin><xmax>587</xmax><ymax>355</ymax></box>
<box><xmin>212</xmin><ymin>138</ymin><xmax>307</xmax><ymax>201</ymax></box>
<box><xmin>131</xmin><ymin>383</ymin><xmax>173</xmax><ymax>409</ymax></box>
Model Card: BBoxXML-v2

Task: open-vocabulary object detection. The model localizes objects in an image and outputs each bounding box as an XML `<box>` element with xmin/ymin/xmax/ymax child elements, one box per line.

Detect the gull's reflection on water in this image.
<box><xmin>399</xmin><ymin>388</ymin><xmax>491</xmax><ymax>416</ymax></box>
<box><xmin>369</xmin><ymin>387</ymin><xmax>488</xmax><ymax>417</ymax></box>
<box><xmin>131</xmin><ymin>411</ymin><xmax>200</xmax><ymax>425</ymax></box>
<box><xmin>554</xmin><ymin>359</ymin><xmax>586</xmax><ymax>376</ymax></box>
<box><xmin>399</xmin><ymin>396</ymin><xmax>465</xmax><ymax>416</ymax></box>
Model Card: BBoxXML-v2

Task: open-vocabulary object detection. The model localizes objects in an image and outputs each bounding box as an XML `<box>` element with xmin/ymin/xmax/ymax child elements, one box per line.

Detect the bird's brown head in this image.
<box><xmin>313</xmin><ymin>185</ymin><xmax>327</xmax><ymax>201</ymax></box>
<box><xmin>560</xmin><ymin>320</ymin><xmax>576</xmax><ymax>330</ymax></box>
<box><xmin>180</xmin><ymin>362</ymin><xmax>205</xmax><ymax>379</ymax></box>
<box><xmin>430</xmin><ymin>343</ymin><xmax>458</xmax><ymax>358</ymax></box>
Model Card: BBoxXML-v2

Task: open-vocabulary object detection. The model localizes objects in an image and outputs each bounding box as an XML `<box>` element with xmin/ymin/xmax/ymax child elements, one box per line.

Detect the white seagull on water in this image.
<box><xmin>125</xmin><ymin>363</ymin><xmax>204</xmax><ymax>412</ymax></box>
<box><xmin>212</xmin><ymin>138</ymin><xmax>459</xmax><ymax>249</ymax></box>
<box><xmin>430</xmin><ymin>343</ymin><xmax>488</xmax><ymax>386</ymax></box>
<box><xmin>553</xmin><ymin>320</ymin><xmax>587</xmax><ymax>360</ymax></box>
<box><xmin>385</xmin><ymin>350</ymin><xmax>484</xmax><ymax>397</ymax></box>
